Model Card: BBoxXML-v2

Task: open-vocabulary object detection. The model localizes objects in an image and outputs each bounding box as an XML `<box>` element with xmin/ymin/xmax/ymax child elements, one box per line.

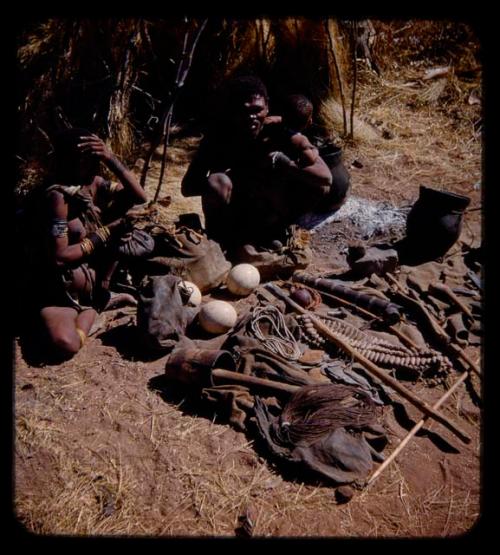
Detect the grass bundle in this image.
<box><xmin>278</xmin><ymin>384</ymin><xmax>379</xmax><ymax>446</ymax></box>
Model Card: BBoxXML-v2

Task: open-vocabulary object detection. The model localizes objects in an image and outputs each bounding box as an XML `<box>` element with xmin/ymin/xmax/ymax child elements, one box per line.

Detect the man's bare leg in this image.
<box><xmin>202</xmin><ymin>172</ymin><xmax>233</xmax><ymax>244</ymax></box>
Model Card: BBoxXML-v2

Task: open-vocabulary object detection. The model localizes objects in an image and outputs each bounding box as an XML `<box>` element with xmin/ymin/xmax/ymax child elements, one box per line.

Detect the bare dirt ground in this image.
<box><xmin>13</xmin><ymin>63</ymin><xmax>483</xmax><ymax>538</ymax></box>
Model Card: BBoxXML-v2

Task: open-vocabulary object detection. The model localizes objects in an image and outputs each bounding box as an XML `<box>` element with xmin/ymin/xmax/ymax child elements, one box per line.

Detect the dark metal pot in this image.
<box><xmin>319</xmin><ymin>144</ymin><xmax>351</xmax><ymax>209</ymax></box>
<box><xmin>405</xmin><ymin>186</ymin><xmax>471</xmax><ymax>259</ymax></box>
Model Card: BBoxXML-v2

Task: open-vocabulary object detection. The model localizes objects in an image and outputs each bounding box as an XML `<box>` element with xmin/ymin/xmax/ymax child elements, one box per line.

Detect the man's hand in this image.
<box><xmin>263</xmin><ymin>115</ymin><xmax>283</xmax><ymax>126</ymax></box>
<box><xmin>268</xmin><ymin>151</ymin><xmax>295</xmax><ymax>170</ymax></box>
<box><xmin>207</xmin><ymin>172</ymin><xmax>233</xmax><ymax>203</ymax></box>
<box><xmin>78</xmin><ymin>134</ymin><xmax>114</xmax><ymax>162</ymax></box>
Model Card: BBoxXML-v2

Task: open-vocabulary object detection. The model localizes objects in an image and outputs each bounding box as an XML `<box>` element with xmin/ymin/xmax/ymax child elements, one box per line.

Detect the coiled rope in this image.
<box><xmin>249</xmin><ymin>305</ymin><xmax>302</xmax><ymax>361</ymax></box>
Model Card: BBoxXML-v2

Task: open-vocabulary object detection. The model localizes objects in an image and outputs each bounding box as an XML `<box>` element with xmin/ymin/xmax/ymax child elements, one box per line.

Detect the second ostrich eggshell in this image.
<box><xmin>199</xmin><ymin>300</ymin><xmax>237</xmax><ymax>334</ymax></box>
<box><xmin>227</xmin><ymin>264</ymin><xmax>260</xmax><ymax>296</ymax></box>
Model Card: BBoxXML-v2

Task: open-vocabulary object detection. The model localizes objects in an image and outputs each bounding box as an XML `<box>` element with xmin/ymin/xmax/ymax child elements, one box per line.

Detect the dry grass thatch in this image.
<box><xmin>16</xmin><ymin>17</ymin><xmax>351</xmax><ymax>199</ymax></box>
<box><xmin>369</xmin><ymin>20</ymin><xmax>481</xmax><ymax>74</ymax></box>
<box><xmin>319</xmin><ymin>97</ymin><xmax>381</xmax><ymax>143</ymax></box>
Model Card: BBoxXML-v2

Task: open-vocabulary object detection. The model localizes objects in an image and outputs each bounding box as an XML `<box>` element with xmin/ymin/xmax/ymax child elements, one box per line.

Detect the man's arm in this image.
<box><xmin>48</xmin><ymin>191</ymin><xmax>88</xmax><ymax>265</ymax></box>
<box><xmin>78</xmin><ymin>134</ymin><xmax>148</xmax><ymax>205</ymax></box>
<box><xmin>270</xmin><ymin>133</ymin><xmax>332</xmax><ymax>192</ymax></box>
<box><xmin>47</xmin><ymin>191</ymin><xmax>127</xmax><ymax>266</ymax></box>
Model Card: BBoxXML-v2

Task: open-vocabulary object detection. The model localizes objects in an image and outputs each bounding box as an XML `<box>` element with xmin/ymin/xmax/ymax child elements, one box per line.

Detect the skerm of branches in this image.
<box><xmin>140</xmin><ymin>17</ymin><xmax>208</xmax><ymax>202</ymax></box>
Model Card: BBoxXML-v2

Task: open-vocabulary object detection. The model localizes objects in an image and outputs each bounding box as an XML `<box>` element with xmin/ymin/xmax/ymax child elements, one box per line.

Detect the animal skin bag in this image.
<box><xmin>233</xmin><ymin>225</ymin><xmax>313</xmax><ymax>281</ymax></box>
<box><xmin>137</xmin><ymin>274</ymin><xmax>199</xmax><ymax>351</ymax></box>
<box><xmin>144</xmin><ymin>225</ymin><xmax>232</xmax><ymax>293</ymax></box>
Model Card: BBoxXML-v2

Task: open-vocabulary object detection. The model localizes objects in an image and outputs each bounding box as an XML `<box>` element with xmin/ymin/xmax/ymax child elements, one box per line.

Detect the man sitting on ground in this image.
<box><xmin>181</xmin><ymin>76</ymin><xmax>333</xmax><ymax>252</ymax></box>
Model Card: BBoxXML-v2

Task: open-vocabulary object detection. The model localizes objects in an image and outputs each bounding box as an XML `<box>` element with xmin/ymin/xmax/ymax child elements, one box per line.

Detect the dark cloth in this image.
<box><xmin>117</xmin><ymin>229</ymin><xmax>155</xmax><ymax>259</ymax></box>
<box><xmin>144</xmin><ymin>225</ymin><xmax>231</xmax><ymax>293</ymax></box>
<box><xmin>253</xmin><ymin>385</ymin><xmax>387</xmax><ymax>485</ymax></box>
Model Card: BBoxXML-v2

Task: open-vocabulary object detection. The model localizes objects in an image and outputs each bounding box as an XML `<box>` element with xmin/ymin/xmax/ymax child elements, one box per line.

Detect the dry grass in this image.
<box><xmin>319</xmin><ymin>98</ymin><xmax>381</xmax><ymax>144</ymax></box>
<box><xmin>318</xmin><ymin>63</ymin><xmax>482</xmax><ymax>208</ymax></box>
<box><xmin>14</xmin><ymin>349</ymin><xmax>342</xmax><ymax>537</ymax></box>
<box><xmin>139</xmin><ymin>134</ymin><xmax>204</xmax><ymax>226</ymax></box>
<box><xmin>349</xmin><ymin>460</ymin><xmax>480</xmax><ymax>538</ymax></box>
<box><xmin>14</xmin><ymin>321</ymin><xmax>481</xmax><ymax>538</ymax></box>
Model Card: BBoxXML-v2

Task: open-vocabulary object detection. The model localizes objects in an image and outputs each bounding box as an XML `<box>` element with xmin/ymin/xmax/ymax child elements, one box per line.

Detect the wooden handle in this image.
<box><xmin>212</xmin><ymin>368</ymin><xmax>300</xmax><ymax>394</ymax></box>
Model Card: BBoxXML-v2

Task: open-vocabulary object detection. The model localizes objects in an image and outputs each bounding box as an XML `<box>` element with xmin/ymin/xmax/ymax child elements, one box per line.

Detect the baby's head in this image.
<box><xmin>281</xmin><ymin>94</ymin><xmax>313</xmax><ymax>132</ymax></box>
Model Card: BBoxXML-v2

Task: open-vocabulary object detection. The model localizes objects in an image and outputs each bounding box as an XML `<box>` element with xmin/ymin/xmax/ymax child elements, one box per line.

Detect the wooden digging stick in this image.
<box><xmin>265</xmin><ymin>283</ymin><xmax>471</xmax><ymax>444</ymax></box>
<box><xmin>386</xmin><ymin>274</ymin><xmax>481</xmax><ymax>378</ymax></box>
<box><xmin>428</xmin><ymin>282</ymin><xmax>474</xmax><ymax>319</ymax></box>
<box><xmin>386</xmin><ymin>274</ymin><xmax>449</xmax><ymax>343</ymax></box>
<box><xmin>365</xmin><ymin>371</ymin><xmax>469</xmax><ymax>487</ymax></box>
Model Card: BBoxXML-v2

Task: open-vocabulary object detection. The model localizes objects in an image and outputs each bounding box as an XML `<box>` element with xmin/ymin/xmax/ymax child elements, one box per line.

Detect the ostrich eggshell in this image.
<box><xmin>178</xmin><ymin>280</ymin><xmax>202</xmax><ymax>306</ymax></box>
<box><xmin>226</xmin><ymin>264</ymin><xmax>260</xmax><ymax>296</ymax></box>
<box><xmin>199</xmin><ymin>300</ymin><xmax>238</xmax><ymax>334</ymax></box>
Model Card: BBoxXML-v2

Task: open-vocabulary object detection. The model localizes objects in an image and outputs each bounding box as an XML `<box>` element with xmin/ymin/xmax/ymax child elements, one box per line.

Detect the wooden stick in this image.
<box><xmin>387</xmin><ymin>274</ymin><xmax>450</xmax><ymax>344</ymax></box>
<box><xmin>366</xmin><ymin>371</ymin><xmax>469</xmax><ymax>487</ymax></box>
<box><xmin>386</xmin><ymin>325</ymin><xmax>422</xmax><ymax>352</ymax></box>
<box><xmin>154</xmin><ymin>107</ymin><xmax>174</xmax><ymax>202</ymax></box>
<box><xmin>429</xmin><ymin>282</ymin><xmax>474</xmax><ymax>319</ymax></box>
<box><xmin>448</xmin><ymin>343</ymin><xmax>481</xmax><ymax>377</ymax></box>
<box><xmin>316</xmin><ymin>288</ymin><xmax>380</xmax><ymax>320</ymax></box>
<box><xmin>407</xmin><ymin>288</ymin><xmax>451</xmax><ymax>342</ymax></box>
<box><xmin>140</xmin><ymin>18</ymin><xmax>208</xmax><ymax>190</ymax></box>
<box><xmin>265</xmin><ymin>283</ymin><xmax>471</xmax><ymax>444</ymax></box>
<box><xmin>386</xmin><ymin>274</ymin><xmax>481</xmax><ymax>378</ymax></box>
<box><xmin>349</xmin><ymin>20</ymin><xmax>358</xmax><ymax>139</ymax></box>
<box><xmin>308</xmin><ymin>286</ymin><xmax>421</xmax><ymax>352</ymax></box>
<box><xmin>212</xmin><ymin>368</ymin><xmax>299</xmax><ymax>394</ymax></box>
<box><xmin>324</xmin><ymin>19</ymin><xmax>347</xmax><ymax>137</ymax></box>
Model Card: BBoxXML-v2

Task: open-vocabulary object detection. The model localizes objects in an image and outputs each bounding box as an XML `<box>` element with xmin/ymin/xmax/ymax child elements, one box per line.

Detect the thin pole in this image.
<box><xmin>349</xmin><ymin>20</ymin><xmax>358</xmax><ymax>139</ymax></box>
<box><xmin>366</xmin><ymin>371</ymin><xmax>469</xmax><ymax>487</ymax></box>
<box><xmin>324</xmin><ymin>19</ymin><xmax>347</xmax><ymax>137</ymax></box>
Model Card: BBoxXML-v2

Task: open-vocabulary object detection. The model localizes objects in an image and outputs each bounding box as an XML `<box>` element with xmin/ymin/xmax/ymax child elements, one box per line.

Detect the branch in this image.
<box><xmin>153</xmin><ymin>107</ymin><xmax>174</xmax><ymax>202</ymax></box>
<box><xmin>149</xmin><ymin>18</ymin><xmax>208</xmax><ymax>201</ymax></box>
<box><xmin>324</xmin><ymin>19</ymin><xmax>347</xmax><ymax>137</ymax></box>
<box><xmin>106</xmin><ymin>21</ymin><xmax>142</xmax><ymax>139</ymax></box>
<box><xmin>350</xmin><ymin>20</ymin><xmax>358</xmax><ymax>139</ymax></box>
